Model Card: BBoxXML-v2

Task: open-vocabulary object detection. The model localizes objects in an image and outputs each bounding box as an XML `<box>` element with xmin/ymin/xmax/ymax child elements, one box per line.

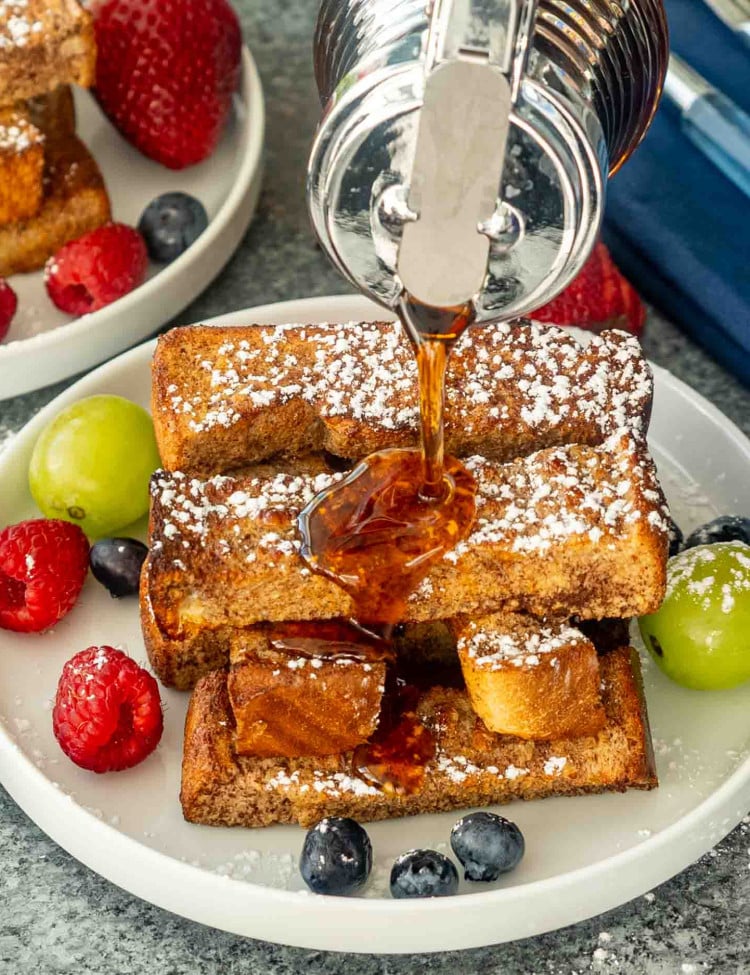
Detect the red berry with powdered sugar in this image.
<box><xmin>53</xmin><ymin>646</ymin><xmax>164</xmax><ymax>772</ymax></box>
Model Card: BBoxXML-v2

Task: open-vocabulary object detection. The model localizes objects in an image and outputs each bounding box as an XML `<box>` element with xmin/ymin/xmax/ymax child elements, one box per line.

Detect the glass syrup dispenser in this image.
<box><xmin>308</xmin><ymin>0</ymin><xmax>668</xmax><ymax>324</ymax></box>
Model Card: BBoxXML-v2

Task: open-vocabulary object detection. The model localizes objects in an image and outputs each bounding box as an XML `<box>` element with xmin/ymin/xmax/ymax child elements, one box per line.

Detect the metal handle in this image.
<box><xmin>398</xmin><ymin>0</ymin><xmax>537</xmax><ymax>307</ymax></box>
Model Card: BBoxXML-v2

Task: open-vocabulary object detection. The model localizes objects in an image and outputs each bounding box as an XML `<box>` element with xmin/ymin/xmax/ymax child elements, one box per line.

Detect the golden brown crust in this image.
<box><xmin>0</xmin><ymin>0</ymin><xmax>95</xmax><ymax>109</ymax></box>
<box><xmin>0</xmin><ymin>86</ymin><xmax>77</xmax><ymax>231</ymax></box>
<box><xmin>451</xmin><ymin>613</ymin><xmax>606</xmax><ymax>740</ymax></box>
<box><xmin>140</xmin><ymin>560</ymin><xmax>229</xmax><ymax>691</ymax></box>
<box><xmin>0</xmin><ymin>106</ymin><xmax>44</xmax><ymax>225</ymax></box>
<box><xmin>0</xmin><ymin>127</ymin><xmax>110</xmax><ymax>276</ymax></box>
<box><xmin>151</xmin><ymin>322</ymin><xmax>653</xmax><ymax>475</ymax></box>
<box><xmin>181</xmin><ymin>647</ymin><xmax>657</xmax><ymax>828</ymax></box>
<box><xmin>0</xmin><ymin>76</ymin><xmax>109</xmax><ymax>276</ymax></box>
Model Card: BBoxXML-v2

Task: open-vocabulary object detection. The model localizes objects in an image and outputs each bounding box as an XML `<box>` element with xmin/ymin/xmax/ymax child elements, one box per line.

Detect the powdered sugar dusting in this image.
<box><xmin>151</xmin><ymin>434</ymin><xmax>669</xmax><ymax>599</ymax></box>
<box><xmin>458</xmin><ymin>618</ymin><xmax>587</xmax><ymax>670</ymax></box>
<box><xmin>171</xmin><ymin>322</ymin><xmax>418</xmax><ymax>434</ymax></box>
<box><xmin>262</xmin><ymin>753</ymin><xmax>536</xmax><ymax>797</ymax></box>
<box><xmin>0</xmin><ymin>108</ymin><xmax>42</xmax><ymax>151</ymax></box>
<box><xmin>544</xmin><ymin>755</ymin><xmax>568</xmax><ymax>776</ymax></box>
<box><xmin>449</xmin><ymin>323</ymin><xmax>651</xmax><ymax>439</ymax></box>
<box><xmin>150</xmin><ymin>466</ymin><xmax>343</xmax><ymax>562</ymax></box>
<box><xmin>264</xmin><ymin>767</ymin><xmax>381</xmax><ymax>798</ymax></box>
<box><xmin>441</xmin><ymin>431</ymin><xmax>670</xmax><ymax>566</ymax></box>
<box><xmin>158</xmin><ymin>321</ymin><xmax>652</xmax><ymax>450</ymax></box>
<box><xmin>0</xmin><ymin>0</ymin><xmax>43</xmax><ymax>50</ymax></box>
<box><xmin>151</xmin><ymin>434</ymin><xmax>668</xmax><ymax>580</ymax></box>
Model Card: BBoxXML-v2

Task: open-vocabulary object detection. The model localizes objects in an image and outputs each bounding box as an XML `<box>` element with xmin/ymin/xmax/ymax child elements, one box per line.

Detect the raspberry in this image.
<box><xmin>0</xmin><ymin>278</ymin><xmax>18</xmax><ymax>341</ymax></box>
<box><xmin>0</xmin><ymin>519</ymin><xmax>89</xmax><ymax>633</ymax></box>
<box><xmin>92</xmin><ymin>0</ymin><xmax>242</xmax><ymax>169</ymax></box>
<box><xmin>45</xmin><ymin>224</ymin><xmax>148</xmax><ymax>315</ymax></box>
<box><xmin>532</xmin><ymin>241</ymin><xmax>646</xmax><ymax>335</ymax></box>
<box><xmin>53</xmin><ymin>646</ymin><xmax>164</xmax><ymax>773</ymax></box>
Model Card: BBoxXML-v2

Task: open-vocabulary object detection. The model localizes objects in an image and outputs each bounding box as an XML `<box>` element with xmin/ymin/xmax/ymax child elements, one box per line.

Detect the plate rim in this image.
<box><xmin>0</xmin><ymin>46</ymin><xmax>265</xmax><ymax>394</ymax></box>
<box><xmin>1</xmin><ymin>293</ymin><xmax>749</xmax><ymax>952</ymax></box>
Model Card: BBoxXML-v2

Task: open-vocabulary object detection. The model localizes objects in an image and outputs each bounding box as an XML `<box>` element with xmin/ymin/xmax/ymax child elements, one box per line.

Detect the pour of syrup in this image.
<box><xmin>294</xmin><ymin>298</ymin><xmax>478</xmax><ymax>793</ymax></box>
<box><xmin>399</xmin><ymin>297</ymin><xmax>475</xmax><ymax>496</ymax></box>
<box><xmin>298</xmin><ymin>297</ymin><xmax>478</xmax><ymax>626</ymax></box>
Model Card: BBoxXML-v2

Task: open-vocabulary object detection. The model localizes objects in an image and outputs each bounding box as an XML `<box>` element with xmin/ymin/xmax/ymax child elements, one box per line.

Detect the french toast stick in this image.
<box><xmin>151</xmin><ymin>321</ymin><xmax>653</xmax><ymax>475</ymax></box>
<box><xmin>146</xmin><ymin>435</ymin><xmax>669</xmax><ymax>636</ymax></box>
<box><xmin>228</xmin><ymin>626</ymin><xmax>387</xmax><ymax>758</ymax></box>
<box><xmin>450</xmin><ymin>613</ymin><xmax>606</xmax><ymax>740</ymax></box>
<box><xmin>181</xmin><ymin>646</ymin><xmax>657</xmax><ymax>828</ymax></box>
<box><xmin>0</xmin><ymin>87</ymin><xmax>77</xmax><ymax>230</ymax></box>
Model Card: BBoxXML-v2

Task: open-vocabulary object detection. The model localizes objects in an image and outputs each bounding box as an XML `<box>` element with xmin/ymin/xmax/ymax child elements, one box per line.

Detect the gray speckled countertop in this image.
<box><xmin>1</xmin><ymin>1</ymin><xmax>749</xmax><ymax>972</ymax></box>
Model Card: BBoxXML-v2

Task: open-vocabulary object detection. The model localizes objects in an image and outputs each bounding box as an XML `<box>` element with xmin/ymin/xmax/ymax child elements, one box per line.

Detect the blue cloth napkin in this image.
<box><xmin>603</xmin><ymin>0</ymin><xmax>750</xmax><ymax>385</ymax></box>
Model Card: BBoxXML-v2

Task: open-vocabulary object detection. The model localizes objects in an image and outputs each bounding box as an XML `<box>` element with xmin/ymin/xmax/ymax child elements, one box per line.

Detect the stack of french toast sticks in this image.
<box><xmin>141</xmin><ymin>319</ymin><xmax>670</xmax><ymax>828</ymax></box>
<box><xmin>0</xmin><ymin>0</ymin><xmax>110</xmax><ymax>276</ymax></box>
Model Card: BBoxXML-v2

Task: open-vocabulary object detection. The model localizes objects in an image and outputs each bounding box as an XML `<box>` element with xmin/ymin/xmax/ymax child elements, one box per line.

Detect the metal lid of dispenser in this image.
<box><xmin>308</xmin><ymin>0</ymin><xmax>667</xmax><ymax>323</ymax></box>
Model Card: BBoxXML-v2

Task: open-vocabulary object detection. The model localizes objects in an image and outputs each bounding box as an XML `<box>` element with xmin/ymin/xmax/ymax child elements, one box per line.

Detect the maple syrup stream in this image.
<box><xmin>295</xmin><ymin>298</ymin><xmax>478</xmax><ymax>794</ymax></box>
<box><xmin>401</xmin><ymin>297</ymin><xmax>477</xmax><ymax>501</ymax></box>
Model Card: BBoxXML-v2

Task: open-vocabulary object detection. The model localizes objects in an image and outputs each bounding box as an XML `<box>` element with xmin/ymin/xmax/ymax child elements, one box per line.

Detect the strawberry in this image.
<box><xmin>90</xmin><ymin>0</ymin><xmax>242</xmax><ymax>170</ymax></box>
<box><xmin>532</xmin><ymin>241</ymin><xmax>646</xmax><ymax>335</ymax></box>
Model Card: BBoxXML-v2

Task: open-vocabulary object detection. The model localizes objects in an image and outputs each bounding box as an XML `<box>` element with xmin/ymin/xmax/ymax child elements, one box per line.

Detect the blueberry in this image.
<box><xmin>450</xmin><ymin>811</ymin><xmax>525</xmax><ymax>881</ymax></box>
<box><xmin>684</xmin><ymin>516</ymin><xmax>750</xmax><ymax>551</ymax></box>
<box><xmin>389</xmin><ymin>849</ymin><xmax>459</xmax><ymax>899</ymax></box>
<box><xmin>89</xmin><ymin>537</ymin><xmax>148</xmax><ymax>598</ymax></box>
<box><xmin>299</xmin><ymin>817</ymin><xmax>372</xmax><ymax>895</ymax></box>
<box><xmin>137</xmin><ymin>192</ymin><xmax>208</xmax><ymax>263</ymax></box>
<box><xmin>668</xmin><ymin>519</ymin><xmax>684</xmax><ymax>558</ymax></box>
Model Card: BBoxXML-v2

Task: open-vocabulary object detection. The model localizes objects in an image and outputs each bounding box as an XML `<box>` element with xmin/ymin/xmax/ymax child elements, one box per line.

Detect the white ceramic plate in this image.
<box><xmin>1</xmin><ymin>295</ymin><xmax>749</xmax><ymax>954</ymax></box>
<box><xmin>0</xmin><ymin>47</ymin><xmax>264</xmax><ymax>400</ymax></box>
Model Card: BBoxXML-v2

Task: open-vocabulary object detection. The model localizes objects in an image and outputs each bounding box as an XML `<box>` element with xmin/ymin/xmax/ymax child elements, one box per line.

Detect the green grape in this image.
<box><xmin>639</xmin><ymin>541</ymin><xmax>750</xmax><ymax>690</ymax></box>
<box><xmin>29</xmin><ymin>395</ymin><xmax>160</xmax><ymax>539</ymax></box>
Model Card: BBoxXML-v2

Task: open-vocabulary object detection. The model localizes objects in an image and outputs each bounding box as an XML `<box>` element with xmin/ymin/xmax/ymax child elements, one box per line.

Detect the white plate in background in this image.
<box><xmin>0</xmin><ymin>47</ymin><xmax>264</xmax><ymax>399</ymax></box>
<box><xmin>0</xmin><ymin>294</ymin><xmax>748</xmax><ymax>953</ymax></box>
